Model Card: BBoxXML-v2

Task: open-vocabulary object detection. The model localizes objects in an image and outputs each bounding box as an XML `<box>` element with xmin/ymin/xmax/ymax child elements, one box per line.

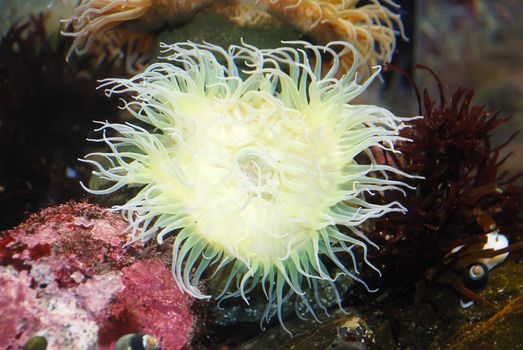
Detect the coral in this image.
<box><xmin>0</xmin><ymin>202</ymin><xmax>195</xmax><ymax>349</ymax></box>
<box><xmin>82</xmin><ymin>40</ymin><xmax>416</xmax><ymax>331</ymax></box>
<box><xmin>261</xmin><ymin>0</ymin><xmax>407</xmax><ymax>77</ymax></box>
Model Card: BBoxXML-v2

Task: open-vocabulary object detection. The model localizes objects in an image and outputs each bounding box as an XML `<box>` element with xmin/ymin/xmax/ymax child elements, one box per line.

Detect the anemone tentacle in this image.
<box><xmin>260</xmin><ymin>0</ymin><xmax>407</xmax><ymax>78</ymax></box>
<box><xmin>82</xmin><ymin>40</ymin><xmax>417</xmax><ymax>332</ymax></box>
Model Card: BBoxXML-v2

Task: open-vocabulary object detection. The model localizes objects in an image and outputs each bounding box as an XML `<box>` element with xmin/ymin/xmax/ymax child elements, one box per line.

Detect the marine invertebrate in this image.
<box><xmin>61</xmin><ymin>0</ymin><xmax>212</xmax><ymax>62</ymax></box>
<box><xmin>62</xmin><ymin>0</ymin><xmax>153</xmax><ymax>59</ymax></box>
<box><xmin>90</xmin><ymin>29</ymin><xmax>155</xmax><ymax>74</ymax></box>
<box><xmin>261</xmin><ymin>0</ymin><xmax>407</xmax><ymax>77</ymax></box>
<box><xmin>82</xmin><ymin>40</ymin><xmax>415</xmax><ymax>330</ymax></box>
<box><xmin>62</xmin><ymin>0</ymin><xmax>405</xmax><ymax>78</ymax></box>
<box><xmin>114</xmin><ymin>333</ymin><xmax>157</xmax><ymax>350</ymax></box>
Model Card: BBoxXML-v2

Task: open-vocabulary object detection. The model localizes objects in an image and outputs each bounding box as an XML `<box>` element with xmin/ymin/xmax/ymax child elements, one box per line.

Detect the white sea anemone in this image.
<box><xmin>82</xmin><ymin>40</ymin><xmax>416</xmax><ymax>332</ymax></box>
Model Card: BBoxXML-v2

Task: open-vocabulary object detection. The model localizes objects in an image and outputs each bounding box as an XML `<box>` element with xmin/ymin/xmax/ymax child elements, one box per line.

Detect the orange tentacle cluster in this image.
<box><xmin>261</xmin><ymin>0</ymin><xmax>406</xmax><ymax>77</ymax></box>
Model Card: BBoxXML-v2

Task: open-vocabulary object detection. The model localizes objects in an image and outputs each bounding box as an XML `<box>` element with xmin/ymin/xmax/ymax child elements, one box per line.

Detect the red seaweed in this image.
<box><xmin>365</xmin><ymin>65</ymin><xmax>523</xmax><ymax>305</ymax></box>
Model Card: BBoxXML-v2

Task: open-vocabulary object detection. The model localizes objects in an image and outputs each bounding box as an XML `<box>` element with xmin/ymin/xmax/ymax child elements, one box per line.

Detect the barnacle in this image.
<box><xmin>261</xmin><ymin>0</ymin><xmax>407</xmax><ymax>77</ymax></box>
<box><xmin>82</xmin><ymin>41</ymin><xmax>415</xmax><ymax>330</ymax></box>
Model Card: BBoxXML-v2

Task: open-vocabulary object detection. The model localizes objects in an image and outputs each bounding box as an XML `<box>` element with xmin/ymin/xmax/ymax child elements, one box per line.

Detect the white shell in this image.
<box><xmin>449</xmin><ymin>230</ymin><xmax>509</xmax><ymax>270</ymax></box>
<box><xmin>479</xmin><ymin>231</ymin><xmax>509</xmax><ymax>270</ymax></box>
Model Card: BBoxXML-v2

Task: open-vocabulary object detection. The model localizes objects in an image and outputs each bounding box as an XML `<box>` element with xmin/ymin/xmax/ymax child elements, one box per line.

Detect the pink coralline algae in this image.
<box><xmin>0</xmin><ymin>202</ymin><xmax>195</xmax><ymax>350</ymax></box>
<box><xmin>98</xmin><ymin>259</ymin><xmax>195</xmax><ymax>350</ymax></box>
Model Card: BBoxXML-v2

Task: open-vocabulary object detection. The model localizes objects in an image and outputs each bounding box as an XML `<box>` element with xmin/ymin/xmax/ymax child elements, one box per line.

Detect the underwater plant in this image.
<box><xmin>81</xmin><ymin>40</ymin><xmax>417</xmax><ymax>331</ymax></box>
<box><xmin>367</xmin><ymin>65</ymin><xmax>523</xmax><ymax>308</ymax></box>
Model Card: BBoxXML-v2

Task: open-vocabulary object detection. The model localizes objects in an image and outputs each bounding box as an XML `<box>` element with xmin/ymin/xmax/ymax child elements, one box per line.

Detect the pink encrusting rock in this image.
<box><xmin>0</xmin><ymin>265</ymin><xmax>103</xmax><ymax>349</ymax></box>
<box><xmin>0</xmin><ymin>202</ymin><xmax>196</xmax><ymax>350</ymax></box>
<box><xmin>0</xmin><ymin>267</ymin><xmax>46</xmax><ymax>348</ymax></box>
<box><xmin>97</xmin><ymin>259</ymin><xmax>195</xmax><ymax>350</ymax></box>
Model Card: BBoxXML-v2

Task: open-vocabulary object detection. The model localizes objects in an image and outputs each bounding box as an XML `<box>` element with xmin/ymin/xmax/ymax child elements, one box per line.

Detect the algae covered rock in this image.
<box><xmin>0</xmin><ymin>202</ymin><xmax>196</xmax><ymax>350</ymax></box>
<box><xmin>237</xmin><ymin>309</ymin><xmax>374</xmax><ymax>350</ymax></box>
<box><xmin>230</xmin><ymin>261</ymin><xmax>523</xmax><ymax>350</ymax></box>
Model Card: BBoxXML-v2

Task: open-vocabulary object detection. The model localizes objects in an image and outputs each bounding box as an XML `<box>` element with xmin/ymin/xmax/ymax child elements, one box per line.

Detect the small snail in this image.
<box><xmin>114</xmin><ymin>333</ymin><xmax>158</xmax><ymax>350</ymax></box>
<box><xmin>462</xmin><ymin>262</ymin><xmax>489</xmax><ymax>290</ymax></box>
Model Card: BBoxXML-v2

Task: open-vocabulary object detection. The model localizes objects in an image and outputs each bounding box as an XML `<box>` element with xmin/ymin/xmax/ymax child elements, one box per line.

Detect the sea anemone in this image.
<box><xmin>261</xmin><ymin>0</ymin><xmax>407</xmax><ymax>77</ymax></box>
<box><xmin>61</xmin><ymin>0</ymin><xmax>211</xmax><ymax>61</ymax></box>
<box><xmin>82</xmin><ymin>40</ymin><xmax>415</xmax><ymax>331</ymax></box>
<box><xmin>62</xmin><ymin>0</ymin><xmax>405</xmax><ymax>78</ymax></box>
<box><xmin>61</xmin><ymin>0</ymin><xmax>154</xmax><ymax>59</ymax></box>
<box><xmin>89</xmin><ymin>29</ymin><xmax>155</xmax><ymax>74</ymax></box>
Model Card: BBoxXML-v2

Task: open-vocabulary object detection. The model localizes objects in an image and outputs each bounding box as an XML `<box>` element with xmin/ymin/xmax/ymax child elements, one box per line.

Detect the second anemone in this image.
<box><xmin>82</xmin><ymin>41</ymin><xmax>416</xmax><ymax>331</ymax></box>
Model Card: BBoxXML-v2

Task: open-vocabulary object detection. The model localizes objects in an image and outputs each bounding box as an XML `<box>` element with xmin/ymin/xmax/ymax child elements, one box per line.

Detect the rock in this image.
<box><xmin>231</xmin><ymin>261</ymin><xmax>523</xmax><ymax>350</ymax></box>
<box><xmin>235</xmin><ymin>309</ymin><xmax>374</xmax><ymax>350</ymax></box>
<box><xmin>212</xmin><ymin>273</ymin><xmax>352</xmax><ymax>328</ymax></box>
<box><xmin>97</xmin><ymin>259</ymin><xmax>194</xmax><ymax>350</ymax></box>
<box><xmin>370</xmin><ymin>260</ymin><xmax>523</xmax><ymax>350</ymax></box>
<box><xmin>441</xmin><ymin>261</ymin><xmax>523</xmax><ymax>350</ymax></box>
<box><xmin>0</xmin><ymin>202</ymin><xmax>196</xmax><ymax>350</ymax></box>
